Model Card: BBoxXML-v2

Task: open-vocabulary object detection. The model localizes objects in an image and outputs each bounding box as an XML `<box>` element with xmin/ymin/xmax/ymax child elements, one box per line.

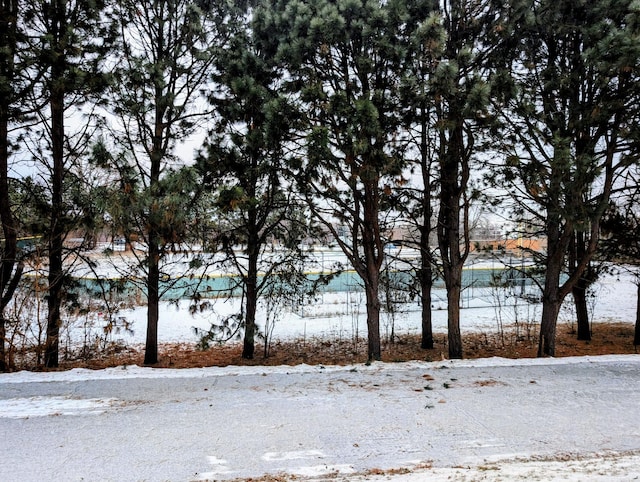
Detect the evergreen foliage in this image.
<box><xmin>197</xmin><ymin>20</ymin><xmax>309</xmax><ymax>359</ymax></box>
<box><xmin>489</xmin><ymin>0</ymin><xmax>640</xmax><ymax>356</ymax></box>
<box><xmin>1</xmin><ymin>0</ymin><xmax>639</xmax><ymax>369</ymax></box>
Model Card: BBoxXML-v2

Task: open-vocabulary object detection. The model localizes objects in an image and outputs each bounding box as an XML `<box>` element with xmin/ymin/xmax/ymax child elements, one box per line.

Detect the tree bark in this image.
<box><xmin>0</xmin><ymin>0</ymin><xmax>19</xmax><ymax>372</ymax></box>
<box><xmin>634</xmin><ymin>280</ymin><xmax>640</xmax><ymax>347</ymax></box>
<box><xmin>538</xmin><ymin>297</ymin><xmax>562</xmax><ymax>357</ymax></box>
<box><xmin>573</xmin><ymin>276</ymin><xmax>591</xmax><ymax>341</ymax></box>
<box><xmin>420</xmin><ymin>255</ymin><xmax>434</xmax><ymax>350</ymax></box>
<box><xmin>437</xmin><ymin>119</ymin><xmax>467</xmax><ymax>360</ymax></box>
<box><xmin>0</xmin><ymin>87</ymin><xmax>12</xmax><ymax>370</ymax></box>
<box><xmin>570</xmin><ymin>230</ymin><xmax>592</xmax><ymax>341</ymax></box>
<box><xmin>44</xmin><ymin>0</ymin><xmax>66</xmax><ymax>367</ymax></box>
<box><xmin>361</xmin><ymin>179</ymin><xmax>383</xmax><ymax>361</ymax></box>
<box><xmin>364</xmin><ymin>278</ymin><xmax>382</xmax><ymax>361</ymax></box>
<box><xmin>419</xmin><ymin>112</ymin><xmax>434</xmax><ymax>350</ymax></box>
<box><xmin>446</xmin><ymin>280</ymin><xmax>463</xmax><ymax>358</ymax></box>
<box><xmin>538</xmin><ymin>255</ymin><xmax>564</xmax><ymax>357</ymax></box>
<box><xmin>144</xmin><ymin>237</ymin><xmax>160</xmax><ymax>365</ymax></box>
<box><xmin>242</xmin><ymin>247</ymin><xmax>259</xmax><ymax>360</ymax></box>
<box><xmin>142</xmin><ymin>27</ymin><xmax>171</xmax><ymax>364</ymax></box>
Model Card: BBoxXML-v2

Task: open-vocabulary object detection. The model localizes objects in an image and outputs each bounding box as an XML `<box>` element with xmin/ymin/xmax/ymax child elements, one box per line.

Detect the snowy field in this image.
<box><xmin>91</xmin><ymin>262</ymin><xmax>637</xmax><ymax>350</ymax></box>
<box><xmin>19</xmin><ymin>247</ymin><xmax>635</xmax><ymax>350</ymax></box>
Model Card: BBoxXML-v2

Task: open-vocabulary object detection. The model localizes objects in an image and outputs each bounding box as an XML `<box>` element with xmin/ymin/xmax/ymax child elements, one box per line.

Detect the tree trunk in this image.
<box><xmin>242</xmin><ymin>252</ymin><xmax>258</xmax><ymax>360</ymax></box>
<box><xmin>364</xmin><ymin>280</ymin><xmax>381</xmax><ymax>361</ymax></box>
<box><xmin>420</xmin><ymin>259</ymin><xmax>434</xmax><ymax>350</ymax></box>
<box><xmin>573</xmin><ymin>276</ymin><xmax>591</xmax><ymax>341</ymax></box>
<box><xmin>144</xmin><ymin>135</ymin><xmax>162</xmax><ymax>365</ymax></box>
<box><xmin>437</xmin><ymin>120</ymin><xmax>466</xmax><ymax>360</ymax></box>
<box><xmin>0</xmin><ymin>94</ymin><xmax>13</xmax><ymax>372</ymax></box>
<box><xmin>419</xmin><ymin>147</ymin><xmax>434</xmax><ymax>350</ymax></box>
<box><xmin>634</xmin><ymin>280</ymin><xmax>640</xmax><ymax>347</ymax></box>
<box><xmin>418</xmin><ymin>94</ymin><xmax>434</xmax><ymax>350</ymax></box>
<box><xmin>538</xmin><ymin>296</ymin><xmax>562</xmax><ymax>357</ymax></box>
<box><xmin>358</xmin><ymin>179</ymin><xmax>383</xmax><ymax>362</ymax></box>
<box><xmin>45</xmin><ymin>11</ymin><xmax>66</xmax><ymax>368</ymax></box>
<box><xmin>538</xmin><ymin>258</ymin><xmax>564</xmax><ymax>357</ymax></box>
<box><xmin>536</xmin><ymin>159</ymin><xmax>571</xmax><ymax>358</ymax></box>
<box><xmin>0</xmin><ymin>0</ymin><xmax>18</xmax><ymax>372</ymax></box>
<box><xmin>446</xmin><ymin>281</ymin><xmax>463</xmax><ymax>358</ymax></box>
<box><xmin>144</xmin><ymin>237</ymin><xmax>160</xmax><ymax>365</ymax></box>
<box><xmin>143</xmin><ymin>54</ymin><xmax>168</xmax><ymax>365</ymax></box>
<box><xmin>570</xmin><ymin>231</ymin><xmax>592</xmax><ymax>341</ymax></box>
<box><xmin>45</xmin><ymin>238</ymin><xmax>64</xmax><ymax>368</ymax></box>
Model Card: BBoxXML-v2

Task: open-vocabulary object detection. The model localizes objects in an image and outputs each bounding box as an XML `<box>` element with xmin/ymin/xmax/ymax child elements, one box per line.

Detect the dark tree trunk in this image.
<box><xmin>437</xmin><ymin>120</ymin><xmax>467</xmax><ymax>360</ymax></box>
<box><xmin>634</xmin><ymin>280</ymin><xmax>640</xmax><ymax>347</ymax></box>
<box><xmin>420</xmin><ymin>256</ymin><xmax>434</xmax><ymax>350</ymax></box>
<box><xmin>365</xmin><ymin>178</ymin><xmax>383</xmax><ymax>362</ymax></box>
<box><xmin>0</xmin><ymin>93</ymin><xmax>13</xmax><ymax>371</ymax></box>
<box><xmin>446</xmin><ymin>281</ymin><xmax>463</xmax><ymax>358</ymax></box>
<box><xmin>538</xmin><ymin>291</ymin><xmax>562</xmax><ymax>357</ymax></box>
<box><xmin>574</xmin><ymin>276</ymin><xmax>591</xmax><ymax>341</ymax></box>
<box><xmin>536</xmin><ymin>161</ymin><xmax>571</xmax><ymax>358</ymax></box>
<box><xmin>143</xmin><ymin>52</ymin><xmax>169</xmax><ymax>365</ymax></box>
<box><xmin>45</xmin><ymin>235</ymin><xmax>64</xmax><ymax>368</ymax></box>
<box><xmin>241</xmin><ymin>162</ymin><xmax>261</xmax><ymax>360</ymax></box>
<box><xmin>419</xmin><ymin>118</ymin><xmax>434</xmax><ymax>350</ymax></box>
<box><xmin>144</xmin><ymin>236</ymin><xmax>160</xmax><ymax>365</ymax></box>
<box><xmin>0</xmin><ymin>0</ymin><xmax>19</xmax><ymax>372</ymax></box>
<box><xmin>364</xmin><ymin>278</ymin><xmax>381</xmax><ymax>361</ymax></box>
<box><xmin>45</xmin><ymin>4</ymin><xmax>66</xmax><ymax>367</ymax></box>
<box><xmin>143</xmin><ymin>144</ymin><xmax>162</xmax><ymax>365</ymax></box>
<box><xmin>570</xmin><ymin>231</ymin><xmax>592</xmax><ymax>341</ymax></box>
<box><xmin>242</xmin><ymin>249</ymin><xmax>259</xmax><ymax>360</ymax></box>
<box><xmin>538</xmin><ymin>247</ymin><xmax>565</xmax><ymax>357</ymax></box>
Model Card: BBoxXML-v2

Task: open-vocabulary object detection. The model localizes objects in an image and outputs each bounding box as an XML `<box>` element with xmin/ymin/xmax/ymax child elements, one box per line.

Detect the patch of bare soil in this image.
<box><xmin>51</xmin><ymin>321</ymin><xmax>639</xmax><ymax>371</ymax></box>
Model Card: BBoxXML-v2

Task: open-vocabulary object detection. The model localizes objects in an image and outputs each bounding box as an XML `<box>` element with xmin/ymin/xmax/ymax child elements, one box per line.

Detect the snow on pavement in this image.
<box><xmin>2</xmin><ymin>355</ymin><xmax>640</xmax><ymax>481</ymax></box>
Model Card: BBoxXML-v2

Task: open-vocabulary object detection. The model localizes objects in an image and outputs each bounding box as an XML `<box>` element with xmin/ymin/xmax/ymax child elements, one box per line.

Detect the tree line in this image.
<box><xmin>0</xmin><ymin>0</ymin><xmax>638</xmax><ymax>370</ymax></box>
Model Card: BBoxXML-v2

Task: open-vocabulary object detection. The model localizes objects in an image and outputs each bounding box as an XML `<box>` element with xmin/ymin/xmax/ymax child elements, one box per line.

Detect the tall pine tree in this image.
<box><xmin>108</xmin><ymin>0</ymin><xmax>237</xmax><ymax>364</ymax></box>
<box><xmin>198</xmin><ymin>19</ymin><xmax>308</xmax><ymax>359</ymax></box>
<box><xmin>255</xmin><ymin>0</ymin><xmax>413</xmax><ymax>361</ymax></box>
<box><xmin>492</xmin><ymin>0</ymin><xmax>640</xmax><ymax>356</ymax></box>
<box><xmin>20</xmin><ymin>0</ymin><xmax>114</xmax><ymax>367</ymax></box>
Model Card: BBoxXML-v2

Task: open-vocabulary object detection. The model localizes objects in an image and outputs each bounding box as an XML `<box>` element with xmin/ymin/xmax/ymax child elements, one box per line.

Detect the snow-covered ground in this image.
<box><xmin>84</xmin><ymin>262</ymin><xmax>637</xmax><ymax>350</ymax></box>
<box><xmin>1</xmin><ymin>356</ymin><xmax>640</xmax><ymax>481</ymax></box>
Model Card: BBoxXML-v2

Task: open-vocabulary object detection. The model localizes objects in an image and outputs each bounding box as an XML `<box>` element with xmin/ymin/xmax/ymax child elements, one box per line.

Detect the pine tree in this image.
<box><xmin>18</xmin><ymin>0</ymin><xmax>114</xmax><ymax>368</ymax></box>
<box><xmin>197</xmin><ymin>20</ymin><xmax>308</xmax><ymax>359</ymax></box>
<box><xmin>431</xmin><ymin>0</ymin><xmax>502</xmax><ymax>359</ymax></box>
<box><xmin>0</xmin><ymin>0</ymin><xmax>21</xmax><ymax>371</ymax></box>
<box><xmin>397</xmin><ymin>3</ymin><xmax>444</xmax><ymax>350</ymax></box>
<box><xmin>255</xmin><ymin>0</ymin><xmax>414</xmax><ymax>361</ymax></box>
<box><xmin>107</xmin><ymin>0</ymin><xmax>237</xmax><ymax>365</ymax></box>
<box><xmin>493</xmin><ymin>0</ymin><xmax>640</xmax><ymax>356</ymax></box>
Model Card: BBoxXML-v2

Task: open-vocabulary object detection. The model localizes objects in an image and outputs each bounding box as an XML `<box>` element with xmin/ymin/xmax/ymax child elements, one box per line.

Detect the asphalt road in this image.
<box><xmin>2</xmin><ymin>356</ymin><xmax>640</xmax><ymax>481</ymax></box>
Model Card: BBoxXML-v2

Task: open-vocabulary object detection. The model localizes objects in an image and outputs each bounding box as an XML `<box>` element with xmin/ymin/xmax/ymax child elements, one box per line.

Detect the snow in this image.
<box><xmin>0</xmin><ymin>395</ymin><xmax>122</xmax><ymax>418</ymax></box>
<box><xmin>1</xmin><ymin>257</ymin><xmax>639</xmax><ymax>481</ymax></box>
<box><xmin>2</xmin><ymin>355</ymin><xmax>640</xmax><ymax>481</ymax></box>
<box><xmin>89</xmin><ymin>263</ymin><xmax>637</xmax><ymax>349</ymax></box>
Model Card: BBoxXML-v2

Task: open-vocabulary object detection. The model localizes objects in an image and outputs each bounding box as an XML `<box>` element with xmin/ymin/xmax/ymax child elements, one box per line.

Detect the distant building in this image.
<box><xmin>470</xmin><ymin>237</ymin><xmax>547</xmax><ymax>254</ymax></box>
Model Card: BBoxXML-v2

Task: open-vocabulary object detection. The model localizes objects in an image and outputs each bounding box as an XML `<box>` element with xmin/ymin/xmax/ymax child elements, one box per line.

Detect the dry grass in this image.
<box><xmin>48</xmin><ymin>321</ymin><xmax>639</xmax><ymax>372</ymax></box>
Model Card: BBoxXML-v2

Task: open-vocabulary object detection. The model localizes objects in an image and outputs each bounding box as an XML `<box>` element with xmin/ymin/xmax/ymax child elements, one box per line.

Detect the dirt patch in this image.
<box><xmin>48</xmin><ymin>321</ymin><xmax>639</xmax><ymax>372</ymax></box>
